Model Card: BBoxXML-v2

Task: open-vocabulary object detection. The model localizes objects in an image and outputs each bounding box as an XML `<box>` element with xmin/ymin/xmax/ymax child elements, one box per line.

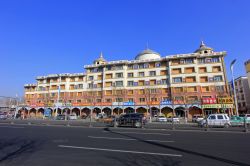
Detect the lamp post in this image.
<box><xmin>55</xmin><ymin>75</ymin><xmax>61</xmax><ymax>118</ymax></box>
<box><xmin>230</xmin><ymin>59</ymin><xmax>239</xmax><ymax>116</ymax></box>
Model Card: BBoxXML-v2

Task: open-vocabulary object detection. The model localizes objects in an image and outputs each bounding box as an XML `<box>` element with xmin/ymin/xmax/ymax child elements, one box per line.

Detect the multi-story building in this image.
<box><xmin>245</xmin><ymin>59</ymin><xmax>250</xmax><ymax>88</ymax></box>
<box><xmin>23</xmin><ymin>42</ymin><xmax>233</xmax><ymax>119</ymax></box>
<box><xmin>229</xmin><ymin>76</ymin><xmax>250</xmax><ymax>114</ymax></box>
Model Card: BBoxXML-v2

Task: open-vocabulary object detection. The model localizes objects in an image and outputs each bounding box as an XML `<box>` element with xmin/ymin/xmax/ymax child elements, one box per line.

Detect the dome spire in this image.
<box><xmin>99</xmin><ymin>51</ymin><xmax>103</xmax><ymax>58</ymax></box>
<box><xmin>200</xmin><ymin>40</ymin><xmax>205</xmax><ymax>47</ymax></box>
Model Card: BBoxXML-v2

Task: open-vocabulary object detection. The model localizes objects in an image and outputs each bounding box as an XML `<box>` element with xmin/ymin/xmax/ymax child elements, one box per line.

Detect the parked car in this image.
<box><xmin>0</xmin><ymin>113</ymin><xmax>7</xmax><ymax>120</ymax></box>
<box><xmin>114</xmin><ymin>113</ymin><xmax>144</xmax><ymax>128</ymax></box>
<box><xmin>199</xmin><ymin>114</ymin><xmax>230</xmax><ymax>128</ymax></box>
<box><xmin>156</xmin><ymin>115</ymin><xmax>167</xmax><ymax>122</ymax></box>
<box><xmin>192</xmin><ymin>115</ymin><xmax>204</xmax><ymax>123</ymax></box>
<box><xmin>230</xmin><ymin>116</ymin><xmax>250</xmax><ymax>126</ymax></box>
<box><xmin>56</xmin><ymin>115</ymin><xmax>66</xmax><ymax>120</ymax></box>
<box><xmin>167</xmin><ymin>116</ymin><xmax>180</xmax><ymax>123</ymax></box>
<box><xmin>68</xmin><ymin>114</ymin><xmax>77</xmax><ymax>120</ymax></box>
<box><xmin>239</xmin><ymin>114</ymin><xmax>250</xmax><ymax>121</ymax></box>
<box><xmin>98</xmin><ymin>115</ymin><xmax>116</xmax><ymax>123</ymax></box>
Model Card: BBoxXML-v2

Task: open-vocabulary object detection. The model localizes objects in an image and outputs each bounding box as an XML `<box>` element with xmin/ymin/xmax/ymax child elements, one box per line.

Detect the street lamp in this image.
<box><xmin>230</xmin><ymin>59</ymin><xmax>239</xmax><ymax>116</ymax></box>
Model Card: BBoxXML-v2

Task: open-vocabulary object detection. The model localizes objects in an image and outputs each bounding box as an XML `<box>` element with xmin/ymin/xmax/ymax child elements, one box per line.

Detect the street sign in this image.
<box><xmin>44</xmin><ymin>109</ymin><xmax>51</xmax><ymax>117</ymax></box>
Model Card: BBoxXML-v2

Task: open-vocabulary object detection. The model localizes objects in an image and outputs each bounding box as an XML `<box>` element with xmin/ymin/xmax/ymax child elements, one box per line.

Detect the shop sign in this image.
<box><xmin>202</xmin><ymin>104</ymin><xmax>220</xmax><ymax>109</ymax></box>
<box><xmin>202</xmin><ymin>98</ymin><xmax>217</xmax><ymax>104</ymax></box>
<box><xmin>221</xmin><ymin>104</ymin><xmax>234</xmax><ymax>108</ymax></box>
<box><xmin>161</xmin><ymin>100</ymin><xmax>172</xmax><ymax>105</ymax></box>
<box><xmin>218</xmin><ymin>97</ymin><xmax>233</xmax><ymax>104</ymax></box>
<box><xmin>112</xmin><ymin>102</ymin><xmax>123</xmax><ymax>106</ymax></box>
<box><xmin>147</xmin><ymin>101</ymin><xmax>160</xmax><ymax>105</ymax></box>
<box><xmin>123</xmin><ymin>102</ymin><xmax>135</xmax><ymax>106</ymax></box>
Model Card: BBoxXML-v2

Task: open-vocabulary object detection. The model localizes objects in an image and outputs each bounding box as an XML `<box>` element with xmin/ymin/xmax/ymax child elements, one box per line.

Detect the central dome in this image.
<box><xmin>135</xmin><ymin>49</ymin><xmax>161</xmax><ymax>60</ymax></box>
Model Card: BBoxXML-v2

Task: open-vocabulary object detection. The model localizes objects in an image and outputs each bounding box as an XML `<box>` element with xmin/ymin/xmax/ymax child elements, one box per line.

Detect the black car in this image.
<box><xmin>114</xmin><ymin>113</ymin><xmax>145</xmax><ymax>128</ymax></box>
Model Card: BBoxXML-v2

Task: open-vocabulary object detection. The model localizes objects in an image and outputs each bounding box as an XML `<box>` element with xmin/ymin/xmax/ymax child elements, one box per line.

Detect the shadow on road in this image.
<box><xmin>103</xmin><ymin>127</ymin><xmax>250</xmax><ymax>166</ymax></box>
<box><xmin>0</xmin><ymin>138</ymin><xmax>44</xmax><ymax>165</ymax></box>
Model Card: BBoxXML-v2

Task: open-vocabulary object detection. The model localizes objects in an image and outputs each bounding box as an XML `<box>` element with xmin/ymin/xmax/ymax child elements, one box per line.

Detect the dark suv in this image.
<box><xmin>115</xmin><ymin>113</ymin><xmax>144</xmax><ymax>128</ymax></box>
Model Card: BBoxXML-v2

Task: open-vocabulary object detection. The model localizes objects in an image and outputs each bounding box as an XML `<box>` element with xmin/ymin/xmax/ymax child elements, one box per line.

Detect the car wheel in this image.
<box><xmin>224</xmin><ymin>123</ymin><xmax>230</xmax><ymax>128</ymax></box>
<box><xmin>134</xmin><ymin>121</ymin><xmax>142</xmax><ymax>128</ymax></box>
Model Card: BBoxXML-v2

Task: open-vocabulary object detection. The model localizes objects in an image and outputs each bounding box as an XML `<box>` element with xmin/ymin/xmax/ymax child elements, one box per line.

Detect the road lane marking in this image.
<box><xmin>58</xmin><ymin>145</ymin><xmax>182</xmax><ymax>157</ymax></box>
<box><xmin>88</xmin><ymin>136</ymin><xmax>175</xmax><ymax>143</ymax></box>
<box><xmin>0</xmin><ymin>126</ymin><xmax>25</xmax><ymax>129</ymax></box>
<box><xmin>103</xmin><ymin>131</ymin><xmax>171</xmax><ymax>136</ymax></box>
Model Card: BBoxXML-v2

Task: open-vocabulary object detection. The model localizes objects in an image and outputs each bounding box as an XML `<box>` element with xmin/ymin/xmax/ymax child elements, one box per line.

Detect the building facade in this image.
<box><xmin>245</xmin><ymin>60</ymin><xmax>250</xmax><ymax>88</ymax></box>
<box><xmin>229</xmin><ymin>76</ymin><xmax>250</xmax><ymax>114</ymax></box>
<box><xmin>23</xmin><ymin>42</ymin><xmax>233</xmax><ymax>119</ymax></box>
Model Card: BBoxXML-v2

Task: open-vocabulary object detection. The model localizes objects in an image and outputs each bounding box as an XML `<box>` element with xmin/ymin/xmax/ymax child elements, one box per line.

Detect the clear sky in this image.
<box><xmin>0</xmin><ymin>0</ymin><xmax>250</xmax><ymax>97</ymax></box>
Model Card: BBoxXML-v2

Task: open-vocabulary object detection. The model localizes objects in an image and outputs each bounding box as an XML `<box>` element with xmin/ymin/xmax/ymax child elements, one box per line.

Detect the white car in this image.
<box><xmin>156</xmin><ymin>115</ymin><xmax>167</xmax><ymax>122</ymax></box>
<box><xmin>167</xmin><ymin>117</ymin><xmax>180</xmax><ymax>123</ymax></box>
<box><xmin>199</xmin><ymin>114</ymin><xmax>230</xmax><ymax>128</ymax></box>
<box><xmin>192</xmin><ymin>115</ymin><xmax>204</xmax><ymax>122</ymax></box>
<box><xmin>68</xmin><ymin>114</ymin><xmax>77</xmax><ymax>120</ymax></box>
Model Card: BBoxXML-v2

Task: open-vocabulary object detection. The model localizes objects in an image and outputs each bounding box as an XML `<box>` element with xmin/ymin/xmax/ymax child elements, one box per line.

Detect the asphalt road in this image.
<box><xmin>0</xmin><ymin>124</ymin><xmax>249</xmax><ymax>166</ymax></box>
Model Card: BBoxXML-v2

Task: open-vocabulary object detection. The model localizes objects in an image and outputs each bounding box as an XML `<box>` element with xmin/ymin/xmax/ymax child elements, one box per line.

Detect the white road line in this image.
<box><xmin>0</xmin><ymin>126</ymin><xmax>25</xmax><ymax>129</ymax></box>
<box><xmin>88</xmin><ymin>136</ymin><xmax>175</xmax><ymax>143</ymax></box>
<box><xmin>58</xmin><ymin>145</ymin><xmax>182</xmax><ymax>157</ymax></box>
<box><xmin>103</xmin><ymin>131</ymin><xmax>171</xmax><ymax>136</ymax></box>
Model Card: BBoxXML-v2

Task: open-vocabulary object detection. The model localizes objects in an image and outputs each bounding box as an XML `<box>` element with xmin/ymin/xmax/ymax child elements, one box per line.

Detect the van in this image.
<box><xmin>199</xmin><ymin>114</ymin><xmax>230</xmax><ymax>128</ymax></box>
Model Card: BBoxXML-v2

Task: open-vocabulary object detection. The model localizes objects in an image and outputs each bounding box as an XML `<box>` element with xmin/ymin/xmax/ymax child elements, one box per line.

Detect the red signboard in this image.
<box><xmin>202</xmin><ymin>98</ymin><xmax>217</xmax><ymax>104</ymax></box>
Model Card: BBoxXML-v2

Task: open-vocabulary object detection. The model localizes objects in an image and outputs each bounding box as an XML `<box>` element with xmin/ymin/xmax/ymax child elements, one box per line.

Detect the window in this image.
<box><xmin>105</xmin><ymin>82</ymin><xmax>112</xmax><ymax>87</ymax></box>
<box><xmin>174</xmin><ymin>87</ymin><xmax>182</xmax><ymax>93</ymax></box>
<box><xmin>199</xmin><ymin>67</ymin><xmax>207</xmax><ymax>73</ymax></box>
<box><xmin>144</xmin><ymin>63</ymin><xmax>149</xmax><ymax>68</ymax></box>
<box><xmin>212</xmin><ymin>66</ymin><xmax>221</xmax><ymax>72</ymax></box>
<box><xmin>116</xmin><ymin>98</ymin><xmax>123</xmax><ymax>102</ymax></box>
<box><xmin>200</xmin><ymin>76</ymin><xmax>208</xmax><ymax>83</ymax></box>
<box><xmin>139</xmin><ymin>89</ymin><xmax>145</xmax><ymax>95</ymax></box>
<box><xmin>184</xmin><ymin>58</ymin><xmax>194</xmax><ymax>64</ymax></box>
<box><xmin>155</xmin><ymin>62</ymin><xmax>161</xmax><ymax>67</ymax></box>
<box><xmin>160</xmin><ymin>70</ymin><xmax>167</xmax><ymax>75</ymax></box>
<box><xmin>127</xmin><ymin>73</ymin><xmax>133</xmax><ymax>78</ymax></box>
<box><xmin>217</xmin><ymin>115</ymin><xmax>224</xmax><ymax>120</ymax></box>
<box><xmin>127</xmin><ymin>90</ymin><xmax>133</xmax><ymax>95</ymax></box>
<box><xmin>139</xmin><ymin>98</ymin><xmax>145</xmax><ymax>102</ymax></box>
<box><xmin>116</xmin><ymin>65</ymin><xmax>123</xmax><ymax>70</ymax></box>
<box><xmin>138</xmin><ymin>80</ymin><xmax>145</xmax><ymax>86</ymax></box>
<box><xmin>201</xmin><ymin>86</ymin><xmax>210</xmax><ymax>92</ymax></box>
<box><xmin>175</xmin><ymin>96</ymin><xmax>184</xmax><ymax>101</ymax></box>
<box><xmin>106</xmin><ymin>74</ymin><xmax>113</xmax><ymax>79</ymax></box>
<box><xmin>151</xmin><ymin>98</ymin><xmax>157</xmax><ymax>102</ymax></box>
<box><xmin>198</xmin><ymin>58</ymin><xmax>205</xmax><ymax>64</ymax></box>
<box><xmin>115</xmin><ymin>81</ymin><xmax>123</xmax><ymax>87</ymax></box>
<box><xmin>214</xmin><ymin>76</ymin><xmax>223</xmax><ymax>82</ymax></box>
<box><xmin>185</xmin><ymin>67</ymin><xmax>195</xmax><ymax>73</ymax></box>
<box><xmin>139</xmin><ymin>63</ymin><xmax>144</xmax><ymax>69</ymax></box>
<box><xmin>150</xmin><ymin>80</ymin><xmax>156</xmax><ymax>85</ymax></box>
<box><xmin>115</xmin><ymin>73</ymin><xmax>123</xmax><ymax>78</ymax></box>
<box><xmin>128</xmin><ymin>65</ymin><xmax>133</xmax><ymax>69</ymax></box>
<box><xmin>96</xmin><ymin>99</ymin><xmax>101</xmax><ymax>103</ymax></box>
<box><xmin>106</xmin><ymin>90</ymin><xmax>112</xmax><ymax>95</ymax></box>
<box><xmin>138</xmin><ymin>72</ymin><xmax>145</xmax><ymax>77</ymax></box>
<box><xmin>150</xmin><ymin>89</ymin><xmax>157</xmax><ymax>94</ymax></box>
<box><xmin>127</xmin><ymin>81</ymin><xmax>134</xmax><ymax>86</ymax></box>
<box><xmin>212</xmin><ymin>57</ymin><xmax>220</xmax><ymax>63</ymax></box>
<box><xmin>171</xmin><ymin>59</ymin><xmax>180</xmax><ymax>65</ymax></box>
<box><xmin>209</xmin><ymin>115</ymin><xmax>216</xmax><ymax>120</ymax></box>
<box><xmin>187</xmin><ymin>86</ymin><xmax>197</xmax><ymax>92</ymax></box>
<box><xmin>88</xmin><ymin>83</ymin><xmax>94</xmax><ymax>88</ymax></box>
<box><xmin>172</xmin><ymin>68</ymin><xmax>181</xmax><ymax>74</ymax></box>
<box><xmin>149</xmin><ymin>71</ymin><xmax>156</xmax><ymax>76</ymax></box>
<box><xmin>133</xmin><ymin>64</ymin><xmax>138</xmax><ymax>69</ymax></box>
<box><xmin>173</xmin><ymin>77</ymin><xmax>182</xmax><ymax>83</ymax></box>
<box><xmin>185</xmin><ymin>77</ymin><xmax>196</xmax><ymax>83</ymax></box>
<box><xmin>106</xmin><ymin>66</ymin><xmax>112</xmax><ymax>71</ymax></box>
<box><xmin>128</xmin><ymin>98</ymin><xmax>134</xmax><ymax>102</ymax></box>
<box><xmin>161</xmin><ymin>79</ymin><xmax>167</xmax><ymax>84</ymax></box>
<box><xmin>215</xmin><ymin>86</ymin><xmax>224</xmax><ymax>92</ymax></box>
<box><xmin>106</xmin><ymin>98</ymin><xmax>112</xmax><ymax>102</ymax></box>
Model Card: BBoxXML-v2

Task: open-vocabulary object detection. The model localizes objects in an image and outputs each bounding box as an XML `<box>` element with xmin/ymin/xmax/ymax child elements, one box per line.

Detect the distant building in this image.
<box><xmin>23</xmin><ymin>42</ymin><xmax>233</xmax><ymax>119</ymax></box>
<box><xmin>245</xmin><ymin>59</ymin><xmax>250</xmax><ymax>88</ymax></box>
<box><xmin>229</xmin><ymin>76</ymin><xmax>250</xmax><ymax>114</ymax></box>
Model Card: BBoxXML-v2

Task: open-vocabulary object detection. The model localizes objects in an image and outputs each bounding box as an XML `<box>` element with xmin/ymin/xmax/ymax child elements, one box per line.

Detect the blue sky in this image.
<box><xmin>0</xmin><ymin>0</ymin><xmax>250</xmax><ymax>97</ymax></box>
